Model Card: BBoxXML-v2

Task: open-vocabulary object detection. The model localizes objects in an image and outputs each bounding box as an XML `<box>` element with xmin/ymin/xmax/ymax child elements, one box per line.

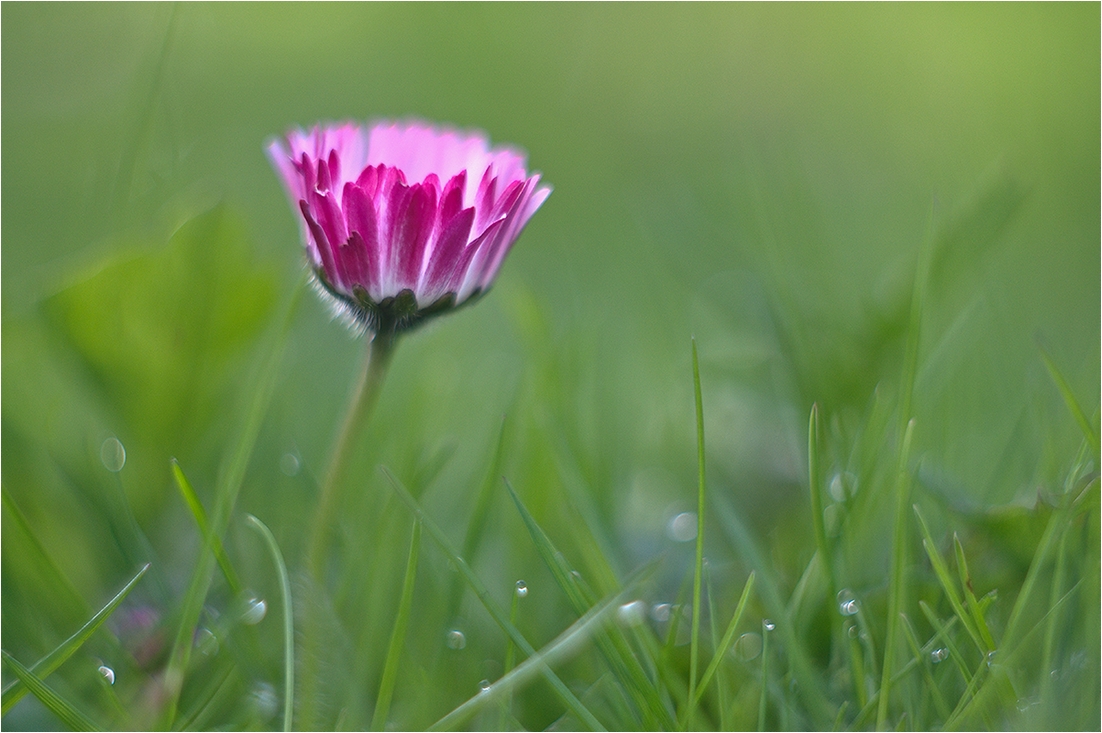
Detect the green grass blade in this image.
<box><xmin>691</xmin><ymin>571</ymin><xmax>756</xmax><ymax>708</ymax></box>
<box><xmin>371</xmin><ymin>519</ymin><xmax>421</xmax><ymax>732</ymax></box>
<box><xmin>1</xmin><ymin>563</ymin><xmax>150</xmax><ymax>715</ymax></box>
<box><xmin>1</xmin><ymin>650</ymin><xmax>101</xmax><ymax>732</ymax></box>
<box><xmin>758</xmin><ymin>618</ymin><xmax>771</xmax><ymax>731</ymax></box>
<box><xmin>1039</xmin><ymin>346</ymin><xmax>1100</xmax><ymax>458</ymax></box>
<box><xmin>917</xmin><ymin>601</ymin><xmax>973</xmax><ymax>685</ymax></box>
<box><xmin>709</xmin><ymin>495</ymin><xmax>835</xmax><ymax>728</ymax></box>
<box><xmin>704</xmin><ymin>563</ymin><xmax>731</xmax><ymax>730</ymax></box>
<box><xmin>877</xmin><ymin>417</ymin><xmax>916</xmax><ymax>730</ymax></box>
<box><xmin>912</xmin><ymin>505</ymin><xmax>985</xmax><ymax>655</ymax></box>
<box><xmin>683</xmin><ymin>337</ymin><xmax>707</xmax><ymax>731</ymax></box>
<box><xmin>161</xmin><ymin>274</ymin><xmax>304</xmax><ymax>728</ymax></box>
<box><xmin>807</xmin><ymin>404</ymin><xmax>837</xmax><ymax>595</ymax></box>
<box><xmin>172</xmin><ymin>459</ymin><xmax>242</xmax><ymax>595</ymax></box>
<box><xmin>383</xmin><ymin>466</ymin><xmax>606</xmax><ymax>731</ymax></box>
<box><xmin>899</xmin><ymin>613</ymin><xmax>952</xmax><ymax>722</ymax></box>
<box><xmin>428</xmin><ymin>567</ymin><xmax>644</xmax><ymax>732</ymax></box>
<box><xmin>503</xmin><ymin>477</ymin><xmax>674</xmax><ymax>730</ymax></box>
<box><xmin>245</xmin><ymin>514</ymin><xmax>295</xmax><ymax>733</ymax></box>
<box><xmin>952</xmin><ymin>534</ymin><xmax>996</xmax><ymax>651</ymax></box>
<box><xmin>450</xmin><ymin>415</ymin><xmax>509</xmax><ymax>618</ymax></box>
<box><xmin>1</xmin><ymin>488</ymin><xmax>90</xmax><ymax>624</ymax></box>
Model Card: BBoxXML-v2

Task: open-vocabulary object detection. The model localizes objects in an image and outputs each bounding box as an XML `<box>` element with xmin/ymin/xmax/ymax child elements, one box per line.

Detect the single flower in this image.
<box><xmin>268</xmin><ymin>120</ymin><xmax>550</xmax><ymax>335</ymax></box>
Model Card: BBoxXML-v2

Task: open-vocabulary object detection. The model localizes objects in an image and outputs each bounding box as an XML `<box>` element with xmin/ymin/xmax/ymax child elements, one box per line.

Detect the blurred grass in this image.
<box><xmin>2</xmin><ymin>3</ymin><xmax>1098</xmax><ymax>731</ymax></box>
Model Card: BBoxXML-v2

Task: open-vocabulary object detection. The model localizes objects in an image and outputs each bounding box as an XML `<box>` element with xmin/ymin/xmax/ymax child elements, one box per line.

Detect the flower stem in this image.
<box><xmin>306</xmin><ymin>331</ymin><xmax>396</xmax><ymax>582</ymax></box>
<box><xmin>298</xmin><ymin>331</ymin><xmax>396</xmax><ymax>730</ymax></box>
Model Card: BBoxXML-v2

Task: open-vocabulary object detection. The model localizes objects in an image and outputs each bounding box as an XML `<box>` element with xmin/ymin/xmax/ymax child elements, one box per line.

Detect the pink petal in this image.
<box><xmin>421</xmin><ymin>206</ymin><xmax>475</xmax><ymax>299</ymax></box>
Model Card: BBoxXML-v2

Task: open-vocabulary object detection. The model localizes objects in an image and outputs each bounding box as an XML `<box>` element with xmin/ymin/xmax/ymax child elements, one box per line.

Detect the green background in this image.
<box><xmin>2</xmin><ymin>3</ymin><xmax>1098</xmax><ymax>730</ymax></box>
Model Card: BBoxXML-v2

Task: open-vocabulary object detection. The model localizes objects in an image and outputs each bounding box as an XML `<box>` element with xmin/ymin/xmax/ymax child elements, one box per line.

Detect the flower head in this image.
<box><xmin>268</xmin><ymin>120</ymin><xmax>550</xmax><ymax>335</ymax></box>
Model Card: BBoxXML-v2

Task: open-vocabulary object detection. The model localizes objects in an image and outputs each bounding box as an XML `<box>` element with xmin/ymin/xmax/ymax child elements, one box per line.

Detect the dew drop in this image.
<box><xmin>446</xmin><ymin>629</ymin><xmax>466</xmax><ymax>650</ymax></box>
<box><xmin>242</xmin><ymin>598</ymin><xmax>267</xmax><ymax>625</ymax></box>
<box><xmin>829</xmin><ymin>473</ymin><xmax>846</xmax><ymax>502</ymax></box>
<box><xmin>733</xmin><ymin>632</ymin><xmax>763</xmax><ymax>661</ymax></box>
<box><xmin>98</xmin><ymin>665</ymin><xmax>115</xmax><ymax>685</ymax></box>
<box><xmin>101</xmin><ymin>437</ymin><xmax>126</xmax><ymax>472</ymax></box>
<box><xmin>478</xmin><ymin>679</ymin><xmax>491</xmax><ymax>693</ymax></box>
<box><xmin>846</xmin><ymin>623</ymin><xmax>859</xmax><ymax>639</ymax></box>
<box><xmin>930</xmin><ymin>647</ymin><xmax>949</xmax><ymax>663</ymax></box>
<box><xmin>839</xmin><ymin>599</ymin><xmax>860</xmax><ymax>616</ymax></box>
<box><xmin>986</xmin><ymin>650</ymin><xmax>997</xmax><ymax>668</ymax></box>
<box><xmin>667</xmin><ymin>512</ymin><xmax>698</xmax><ymax>542</ymax></box>
<box><xmin>195</xmin><ymin>627</ymin><xmax>219</xmax><ymax>656</ymax></box>
<box><xmin>763</xmin><ymin>619</ymin><xmax>776</xmax><ymax>632</ymax></box>
<box><xmin>251</xmin><ymin>681</ymin><xmax>279</xmax><ymax>718</ymax></box>
<box><xmin>617</xmin><ymin>600</ymin><xmax>647</xmax><ymax>627</ymax></box>
<box><xmin>279</xmin><ymin>452</ymin><xmax>301</xmax><ymax>476</ymax></box>
<box><xmin>651</xmin><ymin>603</ymin><xmax>672</xmax><ymax>623</ymax></box>
<box><xmin>515</xmin><ymin>580</ymin><xmax>529</xmax><ymax>598</ymax></box>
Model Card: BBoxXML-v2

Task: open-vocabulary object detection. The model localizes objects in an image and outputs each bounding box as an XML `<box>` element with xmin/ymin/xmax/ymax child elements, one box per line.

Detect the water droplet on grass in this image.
<box><xmin>930</xmin><ymin>647</ymin><xmax>949</xmax><ymax>663</ymax></box>
<box><xmin>763</xmin><ymin>619</ymin><xmax>776</xmax><ymax>632</ymax></box>
<box><xmin>840</xmin><ymin>599</ymin><xmax>860</xmax><ymax>616</ymax></box>
<box><xmin>987</xmin><ymin>650</ymin><xmax>997</xmax><ymax>668</ymax></box>
<box><xmin>667</xmin><ymin>512</ymin><xmax>698</xmax><ymax>542</ymax></box>
<box><xmin>478</xmin><ymin>679</ymin><xmax>491</xmax><ymax>693</ymax></box>
<box><xmin>515</xmin><ymin>580</ymin><xmax>528</xmax><ymax>598</ymax></box>
<box><xmin>446</xmin><ymin>629</ymin><xmax>466</xmax><ymax>650</ymax></box>
<box><xmin>279</xmin><ymin>452</ymin><xmax>300</xmax><ymax>476</ymax></box>
<box><xmin>251</xmin><ymin>682</ymin><xmax>279</xmax><ymax>718</ymax></box>
<box><xmin>651</xmin><ymin>603</ymin><xmax>672</xmax><ymax>622</ymax></box>
<box><xmin>101</xmin><ymin>437</ymin><xmax>126</xmax><ymax>472</ymax></box>
<box><xmin>847</xmin><ymin>623</ymin><xmax>859</xmax><ymax>639</ymax></box>
<box><xmin>196</xmin><ymin>627</ymin><xmax>219</xmax><ymax>655</ymax></box>
<box><xmin>242</xmin><ymin>598</ymin><xmax>267</xmax><ymax>625</ymax></box>
<box><xmin>617</xmin><ymin>600</ymin><xmax>646</xmax><ymax>627</ymax></box>
<box><xmin>98</xmin><ymin>665</ymin><xmax>115</xmax><ymax>684</ymax></box>
<box><xmin>734</xmin><ymin>632</ymin><xmax>762</xmax><ymax>660</ymax></box>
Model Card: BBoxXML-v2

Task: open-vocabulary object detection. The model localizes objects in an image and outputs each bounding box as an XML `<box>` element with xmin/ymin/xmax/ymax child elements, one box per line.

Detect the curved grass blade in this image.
<box><xmin>1</xmin><ymin>563</ymin><xmax>150</xmax><ymax>714</ymax></box>
<box><xmin>807</xmin><ymin>404</ymin><xmax>837</xmax><ymax>595</ymax></box>
<box><xmin>953</xmin><ymin>534</ymin><xmax>996</xmax><ymax>651</ymax></box>
<box><xmin>449</xmin><ymin>415</ymin><xmax>509</xmax><ymax>618</ymax></box>
<box><xmin>429</xmin><ymin>565</ymin><xmax>646</xmax><ymax>732</ymax></box>
<box><xmin>683</xmin><ymin>337</ymin><xmax>707</xmax><ymax>731</ymax></box>
<box><xmin>691</xmin><ymin>571</ymin><xmax>756</xmax><ymax>709</ymax></box>
<box><xmin>877</xmin><ymin>418</ymin><xmax>916</xmax><ymax>730</ymax></box>
<box><xmin>1039</xmin><ymin>345</ymin><xmax>1100</xmax><ymax>459</ymax></box>
<box><xmin>173</xmin><ymin>459</ymin><xmax>242</xmax><ymax>595</ymax></box>
<box><xmin>383</xmin><ymin>466</ymin><xmax>606</xmax><ymax>731</ymax></box>
<box><xmin>160</xmin><ymin>273</ymin><xmax>305</xmax><ymax>728</ymax></box>
<box><xmin>912</xmin><ymin>504</ymin><xmax>986</xmax><ymax>655</ymax></box>
<box><xmin>504</xmin><ymin>478</ymin><xmax>675</xmax><ymax>729</ymax></box>
<box><xmin>1</xmin><ymin>650</ymin><xmax>100</xmax><ymax>732</ymax></box>
<box><xmin>245</xmin><ymin>514</ymin><xmax>295</xmax><ymax>732</ymax></box>
<box><xmin>370</xmin><ymin>519</ymin><xmax>421</xmax><ymax>732</ymax></box>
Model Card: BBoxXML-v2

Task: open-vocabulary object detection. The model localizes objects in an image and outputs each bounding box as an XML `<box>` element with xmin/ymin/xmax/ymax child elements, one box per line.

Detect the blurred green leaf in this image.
<box><xmin>43</xmin><ymin>205</ymin><xmax>278</xmax><ymax>448</ymax></box>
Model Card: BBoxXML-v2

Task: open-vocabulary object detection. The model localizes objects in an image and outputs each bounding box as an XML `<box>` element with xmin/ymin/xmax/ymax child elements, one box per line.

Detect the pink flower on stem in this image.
<box><xmin>268</xmin><ymin>120</ymin><xmax>550</xmax><ymax>335</ymax></box>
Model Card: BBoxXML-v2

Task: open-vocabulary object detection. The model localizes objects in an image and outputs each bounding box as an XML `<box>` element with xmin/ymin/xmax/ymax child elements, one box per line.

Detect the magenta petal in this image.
<box><xmin>454</xmin><ymin>217</ymin><xmax>506</xmax><ymax>295</ymax></box>
<box><xmin>339</xmin><ymin>232</ymin><xmax>371</xmax><ymax>293</ymax></box>
<box><xmin>438</xmin><ymin>171</ymin><xmax>466</xmax><ymax>229</ymax></box>
<box><xmin>391</xmin><ymin>183</ymin><xmax>437</xmax><ymax>291</ymax></box>
<box><xmin>421</xmin><ymin>206</ymin><xmax>475</xmax><ymax>297</ymax></box>
<box><xmin>327</xmin><ymin>149</ymin><xmax>341</xmax><ymax>190</ymax></box>
<box><xmin>300</xmin><ymin>200</ymin><xmax>339</xmax><ymax>285</ymax></box>
<box><xmin>316</xmin><ymin>157</ymin><xmax>332</xmax><ymax>193</ymax></box>
<box><xmin>310</xmin><ymin>188</ymin><xmax>348</xmax><ymax>258</ymax></box>
<box><xmin>342</xmin><ymin>182</ymin><xmax>380</xmax><ymax>294</ymax></box>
